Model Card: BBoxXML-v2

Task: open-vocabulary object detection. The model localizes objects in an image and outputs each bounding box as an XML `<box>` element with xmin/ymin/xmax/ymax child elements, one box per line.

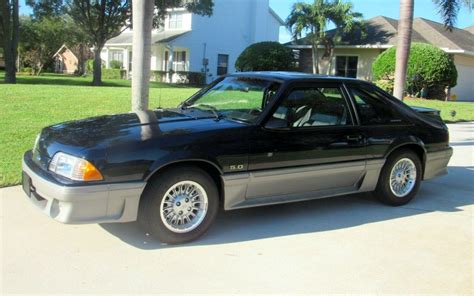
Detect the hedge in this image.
<box><xmin>109</xmin><ymin>60</ymin><xmax>122</xmax><ymax>70</ymax></box>
<box><xmin>236</xmin><ymin>41</ymin><xmax>296</xmax><ymax>72</ymax></box>
<box><xmin>152</xmin><ymin>70</ymin><xmax>206</xmax><ymax>86</ymax></box>
<box><xmin>372</xmin><ymin>43</ymin><xmax>457</xmax><ymax>98</ymax></box>
<box><xmin>101</xmin><ymin>68</ymin><xmax>127</xmax><ymax>80</ymax></box>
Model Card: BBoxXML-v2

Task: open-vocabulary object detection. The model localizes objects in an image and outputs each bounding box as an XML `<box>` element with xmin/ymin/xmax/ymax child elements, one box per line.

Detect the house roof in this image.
<box><xmin>269</xmin><ymin>7</ymin><xmax>285</xmax><ymax>26</ymax></box>
<box><xmin>52</xmin><ymin>44</ymin><xmax>79</xmax><ymax>61</ymax></box>
<box><xmin>464</xmin><ymin>26</ymin><xmax>474</xmax><ymax>34</ymax></box>
<box><xmin>286</xmin><ymin>16</ymin><xmax>474</xmax><ymax>54</ymax></box>
<box><xmin>105</xmin><ymin>30</ymin><xmax>191</xmax><ymax>46</ymax></box>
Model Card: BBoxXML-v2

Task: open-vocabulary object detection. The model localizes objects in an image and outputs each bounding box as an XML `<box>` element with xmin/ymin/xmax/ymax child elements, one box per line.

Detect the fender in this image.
<box><xmin>145</xmin><ymin>155</ymin><xmax>223</xmax><ymax>182</ymax></box>
<box><xmin>383</xmin><ymin>135</ymin><xmax>427</xmax><ymax>159</ymax></box>
<box><xmin>382</xmin><ymin>136</ymin><xmax>428</xmax><ymax>178</ymax></box>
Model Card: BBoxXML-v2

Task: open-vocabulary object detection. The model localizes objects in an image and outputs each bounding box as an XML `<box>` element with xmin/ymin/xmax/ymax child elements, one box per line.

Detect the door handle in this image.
<box><xmin>346</xmin><ymin>135</ymin><xmax>363</xmax><ymax>141</ymax></box>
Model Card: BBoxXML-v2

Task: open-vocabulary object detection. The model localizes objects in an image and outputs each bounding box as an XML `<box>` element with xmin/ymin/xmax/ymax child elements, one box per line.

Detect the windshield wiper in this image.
<box><xmin>185</xmin><ymin>103</ymin><xmax>223</xmax><ymax>121</ymax></box>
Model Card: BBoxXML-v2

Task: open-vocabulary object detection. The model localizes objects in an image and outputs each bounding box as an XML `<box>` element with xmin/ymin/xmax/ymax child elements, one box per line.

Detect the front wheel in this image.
<box><xmin>374</xmin><ymin>149</ymin><xmax>422</xmax><ymax>206</ymax></box>
<box><xmin>138</xmin><ymin>166</ymin><xmax>219</xmax><ymax>244</ymax></box>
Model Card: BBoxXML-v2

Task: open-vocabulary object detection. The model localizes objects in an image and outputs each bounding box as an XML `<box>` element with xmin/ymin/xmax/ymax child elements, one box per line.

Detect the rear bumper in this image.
<box><xmin>22</xmin><ymin>152</ymin><xmax>145</xmax><ymax>224</ymax></box>
<box><xmin>423</xmin><ymin>147</ymin><xmax>453</xmax><ymax>180</ymax></box>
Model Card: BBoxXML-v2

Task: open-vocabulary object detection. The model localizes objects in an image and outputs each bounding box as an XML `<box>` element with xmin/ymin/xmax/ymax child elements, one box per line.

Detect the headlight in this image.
<box><xmin>48</xmin><ymin>152</ymin><xmax>103</xmax><ymax>181</ymax></box>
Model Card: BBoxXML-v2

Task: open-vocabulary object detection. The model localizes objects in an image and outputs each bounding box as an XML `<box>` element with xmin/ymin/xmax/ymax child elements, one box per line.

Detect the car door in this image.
<box><xmin>246</xmin><ymin>81</ymin><xmax>367</xmax><ymax>200</ymax></box>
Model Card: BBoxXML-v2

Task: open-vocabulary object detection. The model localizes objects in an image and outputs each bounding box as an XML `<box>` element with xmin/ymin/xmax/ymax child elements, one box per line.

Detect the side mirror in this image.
<box><xmin>264</xmin><ymin>117</ymin><xmax>289</xmax><ymax>129</ymax></box>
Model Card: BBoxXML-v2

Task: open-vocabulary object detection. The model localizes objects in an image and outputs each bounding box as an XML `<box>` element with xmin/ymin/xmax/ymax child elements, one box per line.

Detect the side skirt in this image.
<box><xmin>221</xmin><ymin>159</ymin><xmax>385</xmax><ymax>211</ymax></box>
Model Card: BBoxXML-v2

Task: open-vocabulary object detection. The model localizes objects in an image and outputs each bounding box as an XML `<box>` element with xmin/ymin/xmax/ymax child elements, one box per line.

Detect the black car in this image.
<box><xmin>22</xmin><ymin>72</ymin><xmax>452</xmax><ymax>244</ymax></box>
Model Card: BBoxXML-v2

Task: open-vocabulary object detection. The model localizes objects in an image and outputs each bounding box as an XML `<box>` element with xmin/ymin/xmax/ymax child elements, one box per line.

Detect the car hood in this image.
<box><xmin>35</xmin><ymin>108</ymin><xmax>232</xmax><ymax>162</ymax></box>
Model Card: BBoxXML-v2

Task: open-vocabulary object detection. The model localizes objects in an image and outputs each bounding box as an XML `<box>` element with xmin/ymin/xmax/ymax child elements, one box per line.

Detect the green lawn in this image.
<box><xmin>404</xmin><ymin>98</ymin><xmax>474</xmax><ymax>123</ymax></box>
<box><xmin>0</xmin><ymin>73</ymin><xmax>473</xmax><ymax>187</ymax></box>
<box><xmin>0</xmin><ymin>73</ymin><xmax>199</xmax><ymax>187</ymax></box>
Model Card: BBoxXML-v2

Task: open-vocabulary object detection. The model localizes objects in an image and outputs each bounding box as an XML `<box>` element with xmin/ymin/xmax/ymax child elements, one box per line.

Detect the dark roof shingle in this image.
<box><xmin>287</xmin><ymin>16</ymin><xmax>473</xmax><ymax>53</ymax></box>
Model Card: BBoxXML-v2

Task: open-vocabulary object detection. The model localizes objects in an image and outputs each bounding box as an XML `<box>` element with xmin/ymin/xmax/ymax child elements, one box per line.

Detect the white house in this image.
<box><xmin>101</xmin><ymin>0</ymin><xmax>284</xmax><ymax>83</ymax></box>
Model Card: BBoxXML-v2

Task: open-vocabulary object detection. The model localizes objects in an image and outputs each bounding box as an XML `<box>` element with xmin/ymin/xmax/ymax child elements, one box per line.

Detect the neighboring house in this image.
<box><xmin>53</xmin><ymin>45</ymin><xmax>79</xmax><ymax>74</ymax></box>
<box><xmin>287</xmin><ymin>16</ymin><xmax>474</xmax><ymax>101</ymax></box>
<box><xmin>101</xmin><ymin>0</ymin><xmax>284</xmax><ymax>83</ymax></box>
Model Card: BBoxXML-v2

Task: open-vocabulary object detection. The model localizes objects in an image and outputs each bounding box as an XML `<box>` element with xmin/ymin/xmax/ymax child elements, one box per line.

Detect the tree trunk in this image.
<box><xmin>326</xmin><ymin>48</ymin><xmax>335</xmax><ymax>75</ymax></box>
<box><xmin>92</xmin><ymin>45</ymin><xmax>103</xmax><ymax>86</ymax></box>
<box><xmin>1</xmin><ymin>0</ymin><xmax>18</xmax><ymax>83</ymax></box>
<box><xmin>131</xmin><ymin>0</ymin><xmax>154</xmax><ymax>111</ymax></box>
<box><xmin>12</xmin><ymin>0</ymin><xmax>18</xmax><ymax>68</ymax></box>
<box><xmin>393</xmin><ymin>0</ymin><xmax>414</xmax><ymax>100</ymax></box>
<box><xmin>311</xmin><ymin>44</ymin><xmax>319</xmax><ymax>74</ymax></box>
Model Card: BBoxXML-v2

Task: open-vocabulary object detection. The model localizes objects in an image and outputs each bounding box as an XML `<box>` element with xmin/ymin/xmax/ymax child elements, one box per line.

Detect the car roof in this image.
<box><xmin>227</xmin><ymin>71</ymin><xmax>363</xmax><ymax>83</ymax></box>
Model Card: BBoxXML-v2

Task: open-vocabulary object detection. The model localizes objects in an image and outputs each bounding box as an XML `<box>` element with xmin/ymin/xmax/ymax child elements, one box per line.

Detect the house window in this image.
<box><xmin>110</xmin><ymin>51</ymin><xmax>123</xmax><ymax>63</ymax></box>
<box><xmin>217</xmin><ymin>54</ymin><xmax>229</xmax><ymax>76</ymax></box>
<box><xmin>169</xmin><ymin>13</ymin><xmax>183</xmax><ymax>29</ymax></box>
<box><xmin>335</xmin><ymin>56</ymin><xmax>358</xmax><ymax>78</ymax></box>
<box><xmin>173</xmin><ymin>51</ymin><xmax>187</xmax><ymax>71</ymax></box>
<box><xmin>165</xmin><ymin>51</ymin><xmax>187</xmax><ymax>71</ymax></box>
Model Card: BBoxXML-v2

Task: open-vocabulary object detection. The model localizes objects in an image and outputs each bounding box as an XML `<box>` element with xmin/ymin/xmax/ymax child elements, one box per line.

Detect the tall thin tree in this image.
<box><xmin>393</xmin><ymin>0</ymin><xmax>414</xmax><ymax>100</ymax></box>
<box><xmin>393</xmin><ymin>0</ymin><xmax>472</xmax><ymax>99</ymax></box>
<box><xmin>131</xmin><ymin>0</ymin><xmax>154</xmax><ymax>112</ymax></box>
<box><xmin>0</xmin><ymin>0</ymin><xmax>19</xmax><ymax>83</ymax></box>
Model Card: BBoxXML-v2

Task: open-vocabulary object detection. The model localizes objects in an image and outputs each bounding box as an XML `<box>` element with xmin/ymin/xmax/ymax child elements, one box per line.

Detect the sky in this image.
<box><xmin>19</xmin><ymin>0</ymin><xmax>473</xmax><ymax>43</ymax></box>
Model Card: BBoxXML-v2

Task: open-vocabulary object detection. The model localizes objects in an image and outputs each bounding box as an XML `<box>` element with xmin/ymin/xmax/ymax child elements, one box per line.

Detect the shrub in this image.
<box><xmin>375</xmin><ymin>78</ymin><xmax>394</xmax><ymax>93</ymax></box>
<box><xmin>86</xmin><ymin>59</ymin><xmax>94</xmax><ymax>74</ymax></box>
<box><xmin>20</xmin><ymin>67</ymin><xmax>34</xmax><ymax>75</ymax></box>
<box><xmin>176</xmin><ymin>71</ymin><xmax>206</xmax><ymax>85</ymax></box>
<box><xmin>372</xmin><ymin>43</ymin><xmax>457</xmax><ymax>99</ymax></box>
<box><xmin>151</xmin><ymin>70</ymin><xmax>168</xmax><ymax>82</ymax></box>
<box><xmin>101</xmin><ymin>68</ymin><xmax>126</xmax><ymax>80</ymax></box>
<box><xmin>109</xmin><ymin>60</ymin><xmax>122</xmax><ymax>69</ymax></box>
<box><xmin>236</xmin><ymin>41</ymin><xmax>296</xmax><ymax>72</ymax></box>
<box><xmin>152</xmin><ymin>71</ymin><xmax>206</xmax><ymax>85</ymax></box>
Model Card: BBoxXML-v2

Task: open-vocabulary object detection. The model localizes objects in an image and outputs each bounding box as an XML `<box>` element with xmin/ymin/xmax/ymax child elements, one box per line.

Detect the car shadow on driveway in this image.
<box><xmin>99</xmin><ymin>166</ymin><xmax>473</xmax><ymax>250</ymax></box>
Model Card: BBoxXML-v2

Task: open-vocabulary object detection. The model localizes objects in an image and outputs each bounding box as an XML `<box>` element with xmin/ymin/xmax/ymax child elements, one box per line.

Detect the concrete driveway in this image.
<box><xmin>1</xmin><ymin>123</ymin><xmax>473</xmax><ymax>294</ymax></box>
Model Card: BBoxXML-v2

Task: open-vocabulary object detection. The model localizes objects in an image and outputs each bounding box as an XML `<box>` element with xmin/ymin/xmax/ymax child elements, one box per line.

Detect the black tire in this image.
<box><xmin>138</xmin><ymin>166</ymin><xmax>219</xmax><ymax>244</ymax></box>
<box><xmin>374</xmin><ymin>149</ymin><xmax>422</xmax><ymax>206</ymax></box>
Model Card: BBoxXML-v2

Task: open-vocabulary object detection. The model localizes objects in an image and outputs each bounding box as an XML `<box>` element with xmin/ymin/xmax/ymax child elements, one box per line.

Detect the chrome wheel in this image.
<box><xmin>160</xmin><ymin>181</ymin><xmax>208</xmax><ymax>233</ymax></box>
<box><xmin>389</xmin><ymin>158</ymin><xmax>417</xmax><ymax>198</ymax></box>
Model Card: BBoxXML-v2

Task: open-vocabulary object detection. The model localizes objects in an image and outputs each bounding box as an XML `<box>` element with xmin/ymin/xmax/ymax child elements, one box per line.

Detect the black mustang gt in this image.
<box><xmin>22</xmin><ymin>72</ymin><xmax>452</xmax><ymax>244</ymax></box>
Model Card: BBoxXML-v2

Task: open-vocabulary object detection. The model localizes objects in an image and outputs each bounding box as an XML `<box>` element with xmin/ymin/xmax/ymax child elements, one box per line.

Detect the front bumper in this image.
<box><xmin>22</xmin><ymin>152</ymin><xmax>145</xmax><ymax>224</ymax></box>
<box><xmin>423</xmin><ymin>147</ymin><xmax>453</xmax><ymax>180</ymax></box>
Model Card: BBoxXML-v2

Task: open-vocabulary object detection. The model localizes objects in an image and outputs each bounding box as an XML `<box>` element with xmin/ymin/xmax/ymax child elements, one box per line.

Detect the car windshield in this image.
<box><xmin>184</xmin><ymin>77</ymin><xmax>281</xmax><ymax>123</ymax></box>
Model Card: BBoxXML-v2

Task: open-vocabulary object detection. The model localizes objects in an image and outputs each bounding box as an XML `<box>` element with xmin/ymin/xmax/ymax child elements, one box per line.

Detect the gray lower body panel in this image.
<box><xmin>22</xmin><ymin>159</ymin><xmax>145</xmax><ymax>224</ymax></box>
<box><xmin>423</xmin><ymin>148</ymin><xmax>453</xmax><ymax>180</ymax></box>
<box><xmin>222</xmin><ymin>159</ymin><xmax>385</xmax><ymax>210</ymax></box>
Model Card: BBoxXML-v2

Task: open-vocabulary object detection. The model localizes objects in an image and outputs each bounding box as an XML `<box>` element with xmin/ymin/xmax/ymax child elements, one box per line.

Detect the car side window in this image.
<box><xmin>271</xmin><ymin>87</ymin><xmax>352</xmax><ymax>128</ymax></box>
<box><xmin>349</xmin><ymin>86</ymin><xmax>404</xmax><ymax>125</ymax></box>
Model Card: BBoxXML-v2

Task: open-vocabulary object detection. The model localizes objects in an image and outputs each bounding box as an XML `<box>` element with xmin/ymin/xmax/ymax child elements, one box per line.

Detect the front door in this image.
<box><xmin>247</xmin><ymin>82</ymin><xmax>367</xmax><ymax>199</ymax></box>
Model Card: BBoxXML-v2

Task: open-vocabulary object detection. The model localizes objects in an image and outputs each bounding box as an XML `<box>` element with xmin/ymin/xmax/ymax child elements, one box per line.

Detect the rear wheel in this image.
<box><xmin>374</xmin><ymin>149</ymin><xmax>422</xmax><ymax>206</ymax></box>
<box><xmin>138</xmin><ymin>166</ymin><xmax>219</xmax><ymax>244</ymax></box>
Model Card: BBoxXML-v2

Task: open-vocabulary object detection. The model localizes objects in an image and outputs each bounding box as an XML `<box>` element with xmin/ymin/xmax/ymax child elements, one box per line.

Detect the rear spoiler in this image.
<box><xmin>410</xmin><ymin>106</ymin><xmax>444</xmax><ymax>124</ymax></box>
<box><xmin>410</xmin><ymin>106</ymin><xmax>441</xmax><ymax>117</ymax></box>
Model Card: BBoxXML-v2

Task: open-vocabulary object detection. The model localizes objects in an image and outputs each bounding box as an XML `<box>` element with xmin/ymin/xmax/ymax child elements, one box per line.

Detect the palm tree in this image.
<box><xmin>286</xmin><ymin>0</ymin><xmax>363</xmax><ymax>74</ymax></box>
<box><xmin>131</xmin><ymin>0</ymin><xmax>154</xmax><ymax>112</ymax></box>
<box><xmin>393</xmin><ymin>0</ymin><xmax>472</xmax><ymax>99</ymax></box>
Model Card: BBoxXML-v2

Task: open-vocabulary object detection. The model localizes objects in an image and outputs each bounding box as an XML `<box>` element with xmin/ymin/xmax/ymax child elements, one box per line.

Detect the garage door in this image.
<box><xmin>451</xmin><ymin>63</ymin><xmax>474</xmax><ymax>102</ymax></box>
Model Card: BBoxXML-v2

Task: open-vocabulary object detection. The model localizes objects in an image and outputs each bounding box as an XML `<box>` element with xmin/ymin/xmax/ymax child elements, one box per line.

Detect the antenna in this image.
<box><xmin>158</xmin><ymin>84</ymin><xmax>162</xmax><ymax>109</ymax></box>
